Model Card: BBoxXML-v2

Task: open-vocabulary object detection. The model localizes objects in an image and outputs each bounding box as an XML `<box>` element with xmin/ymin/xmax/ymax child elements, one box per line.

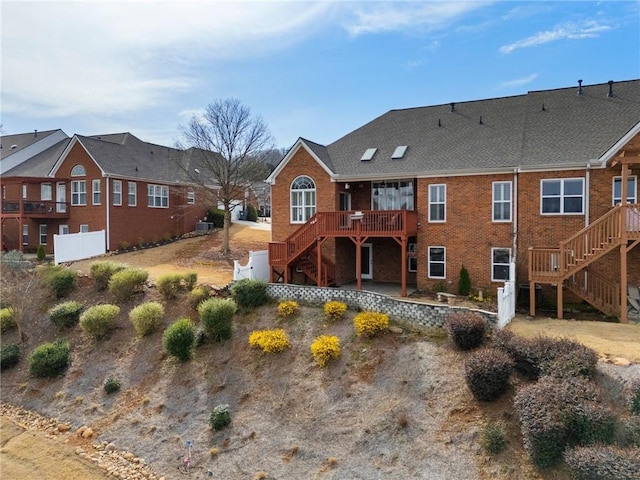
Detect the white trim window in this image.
<box><xmin>187</xmin><ymin>188</ymin><xmax>195</xmax><ymax>205</ymax></box>
<box><xmin>80</xmin><ymin>224</ymin><xmax>89</xmax><ymax>233</ymax></box>
<box><xmin>492</xmin><ymin>248</ymin><xmax>512</xmax><ymax>282</ymax></box>
<box><xmin>148</xmin><ymin>184</ymin><xmax>169</xmax><ymax>208</ymax></box>
<box><xmin>92</xmin><ymin>179</ymin><xmax>101</xmax><ymax>205</ymax></box>
<box><xmin>128</xmin><ymin>182</ymin><xmax>137</xmax><ymax>206</ymax></box>
<box><xmin>428</xmin><ymin>246</ymin><xmax>446</xmax><ymax>278</ymax></box>
<box><xmin>113</xmin><ymin>180</ymin><xmax>122</xmax><ymax>206</ymax></box>
<box><xmin>71</xmin><ymin>180</ymin><xmax>87</xmax><ymax>205</ymax></box>
<box><xmin>613</xmin><ymin>176</ymin><xmax>637</xmax><ymax>205</ymax></box>
<box><xmin>428</xmin><ymin>184</ymin><xmax>446</xmax><ymax>222</ymax></box>
<box><xmin>39</xmin><ymin>224</ymin><xmax>47</xmax><ymax>245</ymax></box>
<box><xmin>290</xmin><ymin>175</ymin><xmax>316</xmax><ymax>223</ymax></box>
<box><xmin>71</xmin><ymin>165</ymin><xmax>86</xmax><ymax>176</ymax></box>
<box><xmin>22</xmin><ymin>225</ymin><xmax>28</xmax><ymax>245</ymax></box>
<box><xmin>41</xmin><ymin>183</ymin><xmax>53</xmax><ymax>201</ymax></box>
<box><xmin>492</xmin><ymin>181</ymin><xmax>512</xmax><ymax>222</ymax></box>
<box><xmin>22</xmin><ymin>184</ymin><xmax>27</xmax><ymax>199</ymax></box>
<box><xmin>541</xmin><ymin>178</ymin><xmax>584</xmax><ymax>214</ymax></box>
<box><xmin>372</xmin><ymin>180</ymin><xmax>414</xmax><ymax>210</ymax></box>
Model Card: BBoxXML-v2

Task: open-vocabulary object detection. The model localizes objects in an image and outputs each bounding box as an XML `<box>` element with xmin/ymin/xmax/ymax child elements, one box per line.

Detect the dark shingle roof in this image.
<box><xmin>3</xmin><ymin>139</ymin><xmax>71</xmax><ymax>176</ymax></box>
<box><xmin>321</xmin><ymin>80</ymin><xmax>640</xmax><ymax>178</ymax></box>
<box><xmin>0</xmin><ymin>129</ymin><xmax>60</xmax><ymax>160</ymax></box>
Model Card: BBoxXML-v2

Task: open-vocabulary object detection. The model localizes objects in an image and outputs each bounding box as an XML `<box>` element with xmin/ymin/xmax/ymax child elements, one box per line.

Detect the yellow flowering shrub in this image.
<box><xmin>324</xmin><ymin>301</ymin><xmax>347</xmax><ymax>321</ymax></box>
<box><xmin>310</xmin><ymin>335</ymin><xmax>341</xmax><ymax>367</ymax></box>
<box><xmin>277</xmin><ymin>300</ymin><xmax>299</xmax><ymax>318</ymax></box>
<box><xmin>353</xmin><ymin>311</ymin><xmax>389</xmax><ymax>337</ymax></box>
<box><xmin>248</xmin><ymin>329</ymin><xmax>290</xmax><ymax>354</ymax></box>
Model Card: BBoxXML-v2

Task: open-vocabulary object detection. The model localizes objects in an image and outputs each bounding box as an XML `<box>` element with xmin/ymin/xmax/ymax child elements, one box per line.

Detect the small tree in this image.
<box><xmin>458</xmin><ymin>265</ymin><xmax>471</xmax><ymax>296</ymax></box>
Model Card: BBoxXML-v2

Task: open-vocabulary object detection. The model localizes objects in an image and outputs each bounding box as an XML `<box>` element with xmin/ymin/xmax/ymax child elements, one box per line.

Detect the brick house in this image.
<box><xmin>266</xmin><ymin>79</ymin><xmax>640</xmax><ymax>322</ymax></box>
<box><xmin>1</xmin><ymin>131</ymin><xmax>218</xmax><ymax>255</ymax></box>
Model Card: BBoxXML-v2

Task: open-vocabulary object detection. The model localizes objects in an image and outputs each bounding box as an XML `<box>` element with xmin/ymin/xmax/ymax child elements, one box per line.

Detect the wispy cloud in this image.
<box><xmin>500</xmin><ymin>74</ymin><xmax>539</xmax><ymax>89</ymax></box>
<box><xmin>499</xmin><ymin>20</ymin><xmax>612</xmax><ymax>54</ymax></box>
<box><xmin>343</xmin><ymin>1</ymin><xmax>492</xmax><ymax>36</ymax></box>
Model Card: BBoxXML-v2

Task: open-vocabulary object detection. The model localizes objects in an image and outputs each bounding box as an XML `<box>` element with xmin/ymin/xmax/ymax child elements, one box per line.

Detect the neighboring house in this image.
<box><xmin>266</xmin><ymin>79</ymin><xmax>640</xmax><ymax>322</ymax></box>
<box><xmin>1</xmin><ymin>131</ymin><xmax>219</xmax><ymax>255</ymax></box>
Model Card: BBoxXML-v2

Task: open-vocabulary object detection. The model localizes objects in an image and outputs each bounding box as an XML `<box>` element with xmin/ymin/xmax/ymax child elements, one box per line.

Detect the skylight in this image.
<box><xmin>392</xmin><ymin>145</ymin><xmax>408</xmax><ymax>159</ymax></box>
<box><xmin>360</xmin><ymin>148</ymin><xmax>377</xmax><ymax>161</ymax></box>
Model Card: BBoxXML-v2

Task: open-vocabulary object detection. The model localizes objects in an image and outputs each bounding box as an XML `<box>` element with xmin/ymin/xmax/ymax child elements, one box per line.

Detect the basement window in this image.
<box><xmin>360</xmin><ymin>148</ymin><xmax>377</xmax><ymax>161</ymax></box>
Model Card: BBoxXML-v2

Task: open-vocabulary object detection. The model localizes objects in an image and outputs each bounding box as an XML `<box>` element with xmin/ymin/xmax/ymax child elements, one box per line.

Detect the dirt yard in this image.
<box><xmin>2</xmin><ymin>221</ymin><xmax>639</xmax><ymax>480</ymax></box>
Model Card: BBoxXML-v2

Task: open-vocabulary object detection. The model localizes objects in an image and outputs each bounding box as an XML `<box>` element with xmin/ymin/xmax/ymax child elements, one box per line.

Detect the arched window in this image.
<box><xmin>71</xmin><ymin>165</ymin><xmax>86</xmax><ymax>176</ymax></box>
<box><xmin>290</xmin><ymin>176</ymin><xmax>316</xmax><ymax>223</ymax></box>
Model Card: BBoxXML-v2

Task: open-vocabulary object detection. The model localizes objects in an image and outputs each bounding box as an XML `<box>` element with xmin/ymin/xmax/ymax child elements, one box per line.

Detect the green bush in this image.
<box><xmin>627</xmin><ymin>378</ymin><xmax>640</xmax><ymax>415</ymax></box>
<box><xmin>445</xmin><ymin>311</ymin><xmax>486</xmax><ymax>350</ymax></box>
<box><xmin>617</xmin><ymin>416</ymin><xmax>640</xmax><ymax>447</ymax></box>
<box><xmin>480</xmin><ymin>421</ymin><xmax>507</xmax><ymax>454</ymax></box>
<box><xmin>458</xmin><ymin>265</ymin><xmax>471</xmax><ymax>296</ymax></box>
<box><xmin>183</xmin><ymin>272</ymin><xmax>197</xmax><ymax>290</ymax></box>
<box><xmin>129</xmin><ymin>302</ymin><xmax>164</xmax><ymax>337</ymax></box>
<box><xmin>48</xmin><ymin>301</ymin><xmax>83</xmax><ymax>329</ymax></box>
<box><xmin>209</xmin><ymin>404</ymin><xmax>231</xmax><ymax>430</ymax></box>
<box><xmin>108</xmin><ymin>267</ymin><xmax>148</xmax><ymax>301</ymax></box>
<box><xmin>0</xmin><ymin>307</ymin><xmax>16</xmax><ymax>333</ymax></box>
<box><xmin>188</xmin><ymin>286</ymin><xmax>209</xmax><ymax>310</ymax></box>
<box><xmin>162</xmin><ymin>318</ymin><xmax>195</xmax><ymax>362</ymax></box>
<box><xmin>156</xmin><ymin>273</ymin><xmax>184</xmax><ymax>300</ymax></box>
<box><xmin>514</xmin><ymin>376</ymin><xmax>615</xmax><ymax>468</ymax></box>
<box><xmin>36</xmin><ymin>244</ymin><xmax>46</xmax><ymax>261</ymax></box>
<box><xmin>206</xmin><ymin>208</ymin><xmax>225</xmax><ymax>228</ymax></box>
<box><xmin>246</xmin><ymin>204</ymin><xmax>258</xmax><ymax>222</ymax></box>
<box><xmin>0</xmin><ymin>343</ymin><xmax>20</xmax><ymax>370</ymax></box>
<box><xmin>464</xmin><ymin>348</ymin><xmax>514</xmax><ymax>402</ymax></box>
<box><xmin>230</xmin><ymin>279</ymin><xmax>268</xmax><ymax>308</ymax></box>
<box><xmin>39</xmin><ymin>265</ymin><xmax>76</xmax><ymax>298</ymax></box>
<box><xmin>198</xmin><ymin>298</ymin><xmax>236</xmax><ymax>341</ymax></box>
<box><xmin>79</xmin><ymin>304</ymin><xmax>120</xmax><ymax>341</ymax></box>
<box><xmin>89</xmin><ymin>261</ymin><xmax>126</xmax><ymax>291</ymax></box>
<box><xmin>29</xmin><ymin>339</ymin><xmax>70</xmax><ymax>378</ymax></box>
<box><xmin>103</xmin><ymin>375</ymin><xmax>121</xmax><ymax>394</ymax></box>
<box><xmin>564</xmin><ymin>445</ymin><xmax>640</xmax><ymax>480</ymax></box>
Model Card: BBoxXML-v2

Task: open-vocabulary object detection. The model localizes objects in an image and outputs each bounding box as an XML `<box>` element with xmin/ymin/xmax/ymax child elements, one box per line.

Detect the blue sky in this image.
<box><xmin>2</xmin><ymin>1</ymin><xmax>639</xmax><ymax>150</ymax></box>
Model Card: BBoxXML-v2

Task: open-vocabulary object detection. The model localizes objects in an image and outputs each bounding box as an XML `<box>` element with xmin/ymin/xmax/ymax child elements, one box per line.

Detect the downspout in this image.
<box><xmin>585</xmin><ymin>164</ymin><xmax>590</xmax><ymax>228</ymax></box>
<box><xmin>105</xmin><ymin>176</ymin><xmax>110</xmax><ymax>251</ymax></box>
<box><xmin>513</xmin><ymin>168</ymin><xmax>519</xmax><ymax>269</ymax></box>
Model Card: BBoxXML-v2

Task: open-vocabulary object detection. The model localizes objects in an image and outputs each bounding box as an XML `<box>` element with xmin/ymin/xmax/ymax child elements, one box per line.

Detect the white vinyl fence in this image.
<box><xmin>233</xmin><ymin>250</ymin><xmax>269</xmax><ymax>281</ymax></box>
<box><xmin>496</xmin><ymin>262</ymin><xmax>517</xmax><ymax>328</ymax></box>
<box><xmin>54</xmin><ymin>230</ymin><xmax>106</xmax><ymax>265</ymax></box>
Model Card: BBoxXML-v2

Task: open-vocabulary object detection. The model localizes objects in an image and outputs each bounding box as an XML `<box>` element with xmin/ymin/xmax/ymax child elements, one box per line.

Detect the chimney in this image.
<box><xmin>450</xmin><ymin>102</ymin><xmax>455</xmax><ymax>113</ymax></box>
<box><xmin>577</xmin><ymin>79</ymin><xmax>583</xmax><ymax>95</ymax></box>
<box><xmin>607</xmin><ymin>80</ymin><xmax>614</xmax><ymax>97</ymax></box>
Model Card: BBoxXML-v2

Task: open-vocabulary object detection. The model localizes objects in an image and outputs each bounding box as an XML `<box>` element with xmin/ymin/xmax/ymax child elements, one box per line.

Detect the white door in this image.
<box><xmin>56</xmin><ymin>183</ymin><xmax>66</xmax><ymax>213</ymax></box>
<box><xmin>360</xmin><ymin>243</ymin><xmax>373</xmax><ymax>280</ymax></box>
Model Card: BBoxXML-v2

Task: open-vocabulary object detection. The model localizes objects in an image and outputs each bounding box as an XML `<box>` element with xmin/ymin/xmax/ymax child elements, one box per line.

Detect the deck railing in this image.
<box><xmin>565</xmin><ymin>270</ymin><xmax>620</xmax><ymax>316</ymax></box>
<box><xmin>1</xmin><ymin>200</ymin><xmax>70</xmax><ymax>217</ymax></box>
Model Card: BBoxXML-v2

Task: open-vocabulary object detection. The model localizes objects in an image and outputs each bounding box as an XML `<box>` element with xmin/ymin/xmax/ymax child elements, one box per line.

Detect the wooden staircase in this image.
<box><xmin>529</xmin><ymin>203</ymin><xmax>640</xmax><ymax>316</ymax></box>
<box><xmin>298</xmin><ymin>250</ymin><xmax>336</xmax><ymax>286</ymax></box>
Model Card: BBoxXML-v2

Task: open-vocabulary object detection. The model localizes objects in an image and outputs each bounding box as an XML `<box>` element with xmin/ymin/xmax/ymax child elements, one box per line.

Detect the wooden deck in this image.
<box><xmin>1</xmin><ymin>200</ymin><xmax>70</xmax><ymax>219</ymax></box>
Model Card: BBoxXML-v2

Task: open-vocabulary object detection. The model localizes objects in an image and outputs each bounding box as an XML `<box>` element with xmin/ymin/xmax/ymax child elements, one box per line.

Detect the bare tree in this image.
<box><xmin>0</xmin><ymin>265</ymin><xmax>40</xmax><ymax>343</ymax></box>
<box><xmin>178</xmin><ymin>99</ymin><xmax>274</xmax><ymax>255</ymax></box>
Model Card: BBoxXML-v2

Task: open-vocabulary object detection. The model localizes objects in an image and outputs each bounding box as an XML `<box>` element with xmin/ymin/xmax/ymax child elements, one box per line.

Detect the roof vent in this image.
<box><xmin>34</xmin><ymin>129</ymin><xmax>38</xmax><ymax>137</ymax></box>
<box><xmin>607</xmin><ymin>80</ymin><xmax>614</xmax><ymax>98</ymax></box>
<box><xmin>11</xmin><ymin>144</ymin><xmax>17</xmax><ymax>149</ymax></box>
<box><xmin>360</xmin><ymin>148</ymin><xmax>377</xmax><ymax>161</ymax></box>
<box><xmin>479</xmin><ymin>115</ymin><xmax>483</xmax><ymax>125</ymax></box>
<box><xmin>391</xmin><ymin>146</ymin><xmax>408</xmax><ymax>159</ymax></box>
<box><xmin>450</xmin><ymin>102</ymin><xmax>455</xmax><ymax>113</ymax></box>
<box><xmin>577</xmin><ymin>79</ymin><xmax>583</xmax><ymax>95</ymax></box>
<box><xmin>541</xmin><ymin>103</ymin><xmax>546</xmax><ymax>111</ymax></box>
<box><xmin>438</xmin><ymin>119</ymin><xmax>442</xmax><ymax>127</ymax></box>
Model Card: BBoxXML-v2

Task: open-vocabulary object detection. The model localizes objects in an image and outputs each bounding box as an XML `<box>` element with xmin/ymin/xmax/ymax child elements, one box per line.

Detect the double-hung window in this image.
<box><xmin>22</xmin><ymin>225</ymin><xmax>28</xmax><ymax>245</ymax></box>
<box><xmin>187</xmin><ymin>188</ymin><xmax>195</xmax><ymax>205</ymax></box>
<box><xmin>148</xmin><ymin>184</ymin><xmax>169</xmax><ymax>208</ymax></box>
<box><xmin>39</xmin><ymin>224</ymin><xmax>47</xmax><ymax>245</ymax></box>
<box><xmin>113</xmin><ymin>180</ymin><xmax>122</xmax><ymax>206</ymax></box>
<box><xmin>613</xmin><ymin>176</ymin><xmax>637</xmax><ymax>205</ymax></box>
<box><xmin>41</xmin><ymin>183</ymin><xmax>53</xmax><ymax>201</ymax></box>
<box><xmin>492</xmin><ymin>248</ymin><xmax>512</xmax><ymax>282</ymax></box>
<box><xmin>290</xmin><ymin>176</ymin><xmax>316</xmax><ymax>223</ymax></box>
<box><xmin>428</xmin><ymin>184</ymin><xmax>446</xmax><ymax>222</ymax></box>
<box><xmin>492</xmin><ymin>181</ymin><xmax>512</xmax><ymax>222</ymax></box>
<box><xmin>71</xmin><ymin>180</ymin><xmax>87</xmax><ymax>205</ymax></box>
<box><xmin>541</xmin><ymin>178</ymin><xmax>584</xmax><ymax>214</ymax></box>
<box><xmin>92</xmin><ymin>179</ymin><xmax>101</xmax><ymax>205</ymax></box>
<box><xmin>428</xmin><ymin>246</ymin><xmax>446</xmax><ymax>278</ymax></box>
<box><xmin>128</xmin><ymin>182</ymin><xmax>137</xmax><ymax>206</ymax></box>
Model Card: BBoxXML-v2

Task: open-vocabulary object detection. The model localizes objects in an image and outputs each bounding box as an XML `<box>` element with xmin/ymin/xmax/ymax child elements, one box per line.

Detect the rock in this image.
<box><xmin>124</xmin><ymin>452</ymin><xmax>136</xmax><ymax>460</ymax></box>
<box><xmin>105</xmin><ymin>442</ymin><xmax>117</xmax><ymax>452</ymax></box>
<box><xmin>612</xmin><ymin>357</ymin><xmax>631</xmax><ymax>366</ymax></box>
<box><xmin>81</xmin><ymin>427</ymin><xmax>94</xmax><ymax>438</ymax></box>
<box><xmin>388</xmin><ymin>326</ymin><xmax>403</xmax><ymax>334</ymax></box>
<box><xmin>57</xmin><ymin>423</ymin><xmax>71</xmax><ymax>432</ymax></box>
<box><xmin>77</xmin><ymin>425</ymin><xmax>88</xmax><ymax>436</ymax></box>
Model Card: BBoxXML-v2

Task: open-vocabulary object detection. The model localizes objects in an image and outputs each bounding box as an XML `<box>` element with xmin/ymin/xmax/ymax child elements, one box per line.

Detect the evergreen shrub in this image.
<box><xmin>156</xmin><ymin>273</ymin><xmax>183</xmax><ymax>299</ymax></box>
<box><xmin>29</xmin><ymin>339</ymin><xmax>70</xmax><ymax>378</ymax></box>
<box><xmin>40</xmin><ymin>266</ymin><xmax>76</xmax><ymax>298</ymax></box>
<box><xmin>48</xmin><ymin>301</ymin><xmax>83</xmax><ymax>329</ymax></box>
<box><xmin>464</xmin><ymin>347</ymin><xmax>514</xmax><ymax>401</ymax></box>
<box><xmin>129</xmin><ymin>301</ymin><xmax>164</xmax><ymax>337</ymax></box>
<box><xmin>188</xmin><ymin>286</ymin><xmax>209</xmax><ymax>310</ymax></box>
<box><xmin>206</xmin><ymin>208</ymin><xmax>225</xmax><ymax>228</ymax></box>
<box><xmin>103</xmin><ymin>375</ymin><xmax>121</xmax><ymax>394</ymax></box>
<box><xmin>162</xmin><ymin>318</ymin><xmax>195</xmax><ymax>362</ymax></box>
<box><xmin>230</xmin><ymin>279</ymin><xmax>268</xmax><ymax>308</ymax></box>
<box><xmin>564</xmin><ymin>445</ymin><xmax>640</xmax><ymax>480</ymax></box>
<box><xmin>480</xmin><ymin>421</ymin><xmax>507</xmax><ymax>454</ymax></box>
<box><xmin>36</xmin><ymin>244</ymin><xmax>46</xmax><ymax>261</ymax></box>
<box><xmin>353</xmin><ymin>311</ymin><xmax>389</xmax><ymax>337</ymax></box>
<box><xmin>90</xmin><ymin>261</ymin><xmax>127</xmax><ymax>291</ymax></box>
<box><xmin>198</xmin><ymin>298</ymin><xmax>236</xmax><ymax>341</ymax></box>
<box><xmin>458</xmin><ymin>265</ymin><xmax>471</xmax><ymax>296</ymax></box>
<box><xmin>209</xmin><ymin>404</ymin><xmax>231</xmax><ymax>430</ymax></box>
<box><xmin>79</xmin><ymin>304</ymin><xmax>120</xmax><ymax>341</ymax></box>
<box><xmin>0</xmin><ymin>307</ymin><xmax>16</xmax><ymax>333</ymax></box>
<box><xmin>444</xmin><ymin>311</ymin><xmax>486</xmax><ymax>350</ymax></box>
<box><xmin>108</xmin><ymin>267</ymin><xmax>148</xmax><ymax>301</ymax></box>
<box><xmin>0</xmin><ymin>343</ymin><xmax>20</xmax><ymax>370</ymax></box>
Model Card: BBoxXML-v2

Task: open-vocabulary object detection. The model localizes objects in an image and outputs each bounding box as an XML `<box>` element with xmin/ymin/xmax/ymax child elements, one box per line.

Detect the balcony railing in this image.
<box><xmin>1</xmin><ymin>200</ymin><xmax>70</xmax><ymax>218</ymax></box>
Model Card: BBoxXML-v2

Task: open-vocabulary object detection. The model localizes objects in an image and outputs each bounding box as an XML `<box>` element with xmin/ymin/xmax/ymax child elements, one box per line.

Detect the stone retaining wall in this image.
<box><xmin>266</xmin><ymin>283</ymin><xmax>497</xmax><ymax>329</ymax></box>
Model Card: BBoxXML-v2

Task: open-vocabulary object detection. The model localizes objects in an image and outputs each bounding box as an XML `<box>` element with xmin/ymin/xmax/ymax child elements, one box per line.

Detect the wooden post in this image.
<box><xmin>557</xmin><ymin>283</ymin><xmax>563</xmax><ymax>319</ymax></box>
<box><xmin>557</xmin><ymin>243</ymin><xmax>564</xmax><ymax>319</ymax></box>
<box><xmin>400</xmin><ymin>238</ymin><xmax>407</xmax><ymax>297</ymax></box>
<box><xmin>529</xmin><ymin>281</ymin><xmax>536</xmax><ymax>317</ymax></box>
